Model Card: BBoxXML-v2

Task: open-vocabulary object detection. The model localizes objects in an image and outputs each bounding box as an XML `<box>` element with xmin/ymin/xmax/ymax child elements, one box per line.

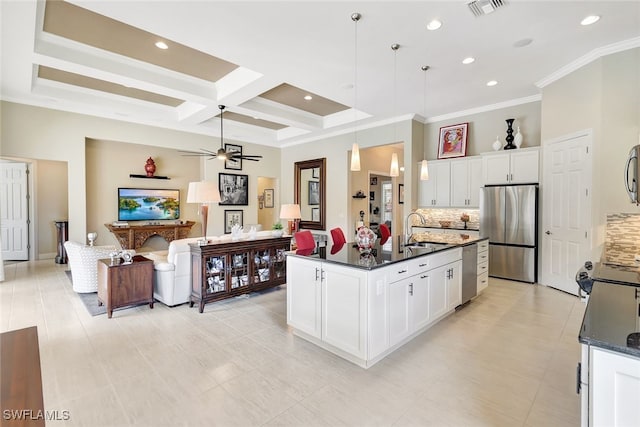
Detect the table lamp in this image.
<box><xmin>187</xmin><ymin>181</ymin><xmax>221</xmax><ymax>243</ymax></box>
<box><xmin>279</xmin><ymin>204</ymin><xmax>301</xmax><ymax>235</ymax></box>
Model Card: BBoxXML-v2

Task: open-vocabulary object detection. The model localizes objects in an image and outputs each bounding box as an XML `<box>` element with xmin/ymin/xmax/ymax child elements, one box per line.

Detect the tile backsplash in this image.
<box><xmin>604</xmin><ymin>213</ymin><xmax>640</xmax><ymax>264</ymax></box>
<box><xmin>414</xmin><ymin>208</ymin><xmax>480</xmax><ymax>230</ymax></box>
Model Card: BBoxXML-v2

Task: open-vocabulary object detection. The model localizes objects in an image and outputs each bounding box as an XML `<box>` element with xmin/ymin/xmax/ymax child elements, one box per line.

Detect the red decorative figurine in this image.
<box><xmin>144</xmin><ymin>157</ymin><xmax>156</xmax><ymax>177</ymax></box>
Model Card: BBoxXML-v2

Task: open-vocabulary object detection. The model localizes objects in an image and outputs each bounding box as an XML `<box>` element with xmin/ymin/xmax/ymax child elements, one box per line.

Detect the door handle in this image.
<box><xmin>409</xmin><ymin>283</ymin><xmax>414</xmax><ymax>296</ymax></box>
<box><xmin>315</xmin><ymin>267</ymin><xmax>320</xmax><ymax>281</ymax></box>
<box><xmin>545</xmin><ymin>230</ymin><xmax>551</xmax><ymax>235</ymax></box>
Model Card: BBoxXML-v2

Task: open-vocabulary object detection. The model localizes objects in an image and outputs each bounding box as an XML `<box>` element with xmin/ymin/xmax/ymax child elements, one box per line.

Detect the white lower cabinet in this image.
<box><xmin>287</xmin><ymin>247</ymin><xmax>463</xmax><ymax>368</ymax></box>
<box><xmin>590</xmin><ymin>347</ymin><xmax>640</xmax><ymax>426</ymax></box>
<box><xmin>286</xmin><ymin>256</ymin><xmax>322</xmax><ymax>339</ymax></box>
<box><xmin>321</xmin><ymin>262</ymin><xmax>367</xmax><ymax>359</ymax></box>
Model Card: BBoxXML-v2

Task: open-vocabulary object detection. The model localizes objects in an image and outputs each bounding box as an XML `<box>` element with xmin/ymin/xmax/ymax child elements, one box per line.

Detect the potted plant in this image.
<box><xmin>271</xmin><ymin>222</ymin><xmax>284</xmax><ymax>237</ymax></box>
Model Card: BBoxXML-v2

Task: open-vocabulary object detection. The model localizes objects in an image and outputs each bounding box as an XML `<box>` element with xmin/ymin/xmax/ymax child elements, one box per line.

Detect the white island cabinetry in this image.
<box><xmin>287</xmin><ymin>247</ymin><xmax>462</xmax><ymax>368</ymax></box>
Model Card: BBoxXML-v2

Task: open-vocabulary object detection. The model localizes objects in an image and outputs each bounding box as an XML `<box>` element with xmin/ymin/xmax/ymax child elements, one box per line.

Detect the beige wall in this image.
<box><xmin>541</xmin><ymin>47</ymin><xmax>640</xmax><ymax>259</ymax></box>
<box><xmin>281</xmin><ymin>119</ymin><xmax>414</xmax><ymax>238</ymax></box>
<box><xmin>424</xmin><ymin>101</ymin><xmax>542</xmax><ymax>159</ymax></box>
<box><xmin>257</xmin><ymin>176</ymin><xmax>278</xmax><ymax>230</ymax></box>
<box><xmin>36</xmin><ymin>160</ymin><xmax>68</xmax><ymax>257</ymax></box>
<box><xmin>0</xmin><ymin>102</ymin><xmax>281</xmax><ymax>245</ymax></box>
<box><xmin>85</xmin><ymin>139</ymin><xmax>201</xmax><ymax>246</ymax></box>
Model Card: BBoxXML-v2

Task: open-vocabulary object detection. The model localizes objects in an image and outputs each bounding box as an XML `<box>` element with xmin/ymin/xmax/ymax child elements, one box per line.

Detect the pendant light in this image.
<box><xmin>420</xmin><ymin>65</ymin><xmax>430</xmax><ymax>181</ymax></box>
<box><xmin>389</xmin><ymin>43</ymin><xmax>400</xmax><ymax>177</ymax></box>
<box><xmin>350</xmin><ymin>12</ymin><xmax>362</xmax><ymax>171</ymax></box>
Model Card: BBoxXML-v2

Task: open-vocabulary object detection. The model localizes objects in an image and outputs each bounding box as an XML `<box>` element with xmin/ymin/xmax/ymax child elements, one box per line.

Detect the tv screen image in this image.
<box><xmin>118</xmin><ymin>188</ymin><xmax>180</xmax><ymax>221</ymax></box>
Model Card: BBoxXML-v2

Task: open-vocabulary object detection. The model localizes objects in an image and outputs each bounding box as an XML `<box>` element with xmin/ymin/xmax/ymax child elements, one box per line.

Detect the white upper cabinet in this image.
<box><xmin>419</xmin><ymin>160</ymin><xmax>450</xmax><ymax>207</ymax></box>
<box><xmin>450</xmin><ymin>157</ymin><xmax>483</xmax><ymax>207</ymax></box>
<box><xmin>482</xmin><ymin>147</ymin><xmax>539</xmax><ymax>185</ymax></box>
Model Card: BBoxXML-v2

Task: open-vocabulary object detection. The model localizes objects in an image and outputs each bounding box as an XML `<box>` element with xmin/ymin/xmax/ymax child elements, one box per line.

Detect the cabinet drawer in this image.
<box><xmin>428</xmin><ymin>247</ymin><xmax>463</xmax><ymax>270</ymax></box>
<box><xmin>477</xmin><ymin>240</ymin><xmax>489</xmax><ymax>252</ymax></box>
<box><xmin>408</xmin><ymin>255</ymin><xmax>431</xmax><ymax>273</ymax></box>
<box><xmin>477</xmin><ymin>260</ymin><xmax>488</xmax><ymax>275</ymax></box>
<box><xmin>388</xmin><ymin>261</ymin><xmax>412</xmax><ymax>283</ymax></box>
<box><xmin>477</xmin><ymin>272</ymin><xmax>489</xmax><ymax>293</ymax></box>
<box><xmin>477</xmin><ymin>250</ymin><xmax>489</xmax><ymax>264</ymax></box>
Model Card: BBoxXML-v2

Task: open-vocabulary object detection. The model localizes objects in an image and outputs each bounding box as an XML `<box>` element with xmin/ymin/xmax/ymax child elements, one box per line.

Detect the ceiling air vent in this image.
<box><xmin>467</xmin><ymin>0</ymin><xmax>507</xmax><ymax>17</ymax></box>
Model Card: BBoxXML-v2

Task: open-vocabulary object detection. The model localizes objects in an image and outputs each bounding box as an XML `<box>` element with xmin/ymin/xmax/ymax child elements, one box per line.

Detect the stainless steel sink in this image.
<box><xmin>403</xmin><ymin>241</ymin><xmax>450</xmax><ymax>251</ymax></box>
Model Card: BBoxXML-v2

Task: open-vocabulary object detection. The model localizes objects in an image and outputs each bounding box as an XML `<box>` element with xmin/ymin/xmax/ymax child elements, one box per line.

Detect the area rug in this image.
<box><xmin>64</xmin><ymin>270</ymin><xmax>106</xmax><ymax>316</ymax></box>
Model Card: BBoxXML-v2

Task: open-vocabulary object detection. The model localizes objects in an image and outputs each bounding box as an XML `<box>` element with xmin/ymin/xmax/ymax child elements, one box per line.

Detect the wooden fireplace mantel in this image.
<box><xmin>104</xmin><ymin>221</ymin><xmax>195</xmax><ymax>250</ymax></box>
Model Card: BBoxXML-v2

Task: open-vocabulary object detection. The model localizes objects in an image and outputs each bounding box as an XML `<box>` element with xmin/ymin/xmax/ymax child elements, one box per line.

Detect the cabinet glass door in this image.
<box><xmin>272</xmin><ymin>245</ymin><xmax>288</xmax><ymax>281</ymax></box>
<box><xmin>205</xmin><ymin>255</ymin><xmax>227</xmax><ymax>294</ymax></box>
<box><xmin>229</xmin><ymin>250</ymin><xmax>249</xmax><ymax>289</ymax></box>
<box><xmin>253</xmin><ymin>249</ymin><xmax>271</xmax><ymax>283</ymax></box>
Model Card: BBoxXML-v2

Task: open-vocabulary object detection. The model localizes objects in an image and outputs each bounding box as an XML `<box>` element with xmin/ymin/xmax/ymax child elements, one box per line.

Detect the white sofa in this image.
<box><xmin>147</xmin><ymin>230</ymin><xmax>277</xmax><ymax>306</ymax></box>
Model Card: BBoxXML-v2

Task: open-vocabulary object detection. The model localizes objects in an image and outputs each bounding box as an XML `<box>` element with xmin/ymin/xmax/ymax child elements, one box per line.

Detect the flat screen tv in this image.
<box><xmin>118</xmin><ymin>188</ymin><xmax>180</xmax><ymax>221</ymax></box>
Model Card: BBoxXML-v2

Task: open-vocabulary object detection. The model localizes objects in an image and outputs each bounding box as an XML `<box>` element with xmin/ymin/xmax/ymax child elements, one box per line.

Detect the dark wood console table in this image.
<box><xmin>0</xmin><ymin>326</ymin><xmax>45</xmax><ymax>426</ymax></box>
<box><xmin>190</xmin><ymin>236</ymin><xmax>291</xmax><ymax>313</ymax></box>
<box><xmin>104</xmin><ymin>221</ymin><xmax>195</xmax><ymax>249</ymax></box>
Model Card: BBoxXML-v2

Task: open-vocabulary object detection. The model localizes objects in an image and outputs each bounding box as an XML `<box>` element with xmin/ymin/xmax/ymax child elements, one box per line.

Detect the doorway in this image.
<box><xmin>540</xmin><ymin>131</ymin><xmax>592</xmax><ymax>296</ymax></box>
<box><xmin>369</xmin><ymin>172</ymin><xmax>393</xmax><ymax>235</ymax></box>
<box><xmin>257</xmin><ymin>176</ymin><xmax>278</xmax><ymax>231</ymax></box>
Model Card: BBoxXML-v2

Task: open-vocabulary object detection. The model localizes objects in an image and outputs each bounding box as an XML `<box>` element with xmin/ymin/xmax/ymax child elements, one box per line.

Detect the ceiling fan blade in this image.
<box><xmin>238</xmin><ymin>155</ymin><xmax>263</xmax><ymax>159</ymax></box>
<box><xmin>241</xmin><ymin>157</ymin><xmax>261</xmax><ymax>161</ymax></box>
<box><xmin>179</xmin><ymin>148</ymin><xmax>217</xmax><ymax>156</ymax></box>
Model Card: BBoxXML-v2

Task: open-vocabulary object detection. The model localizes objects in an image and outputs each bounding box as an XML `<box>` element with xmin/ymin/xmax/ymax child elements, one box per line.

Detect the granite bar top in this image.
<box><xmin>287</xmin><ymin>234</ymin><xmax>487</xmax><ymax>270</ymax></box>
<box><xmin>412</xmin><ymin>225</ymin><xmax>480</xmax><ymax>232</ymax></box>
<box><xmin>579</xmin><ymin>281</ymin><xmax>640</xmax><ymax>358</ymax></box>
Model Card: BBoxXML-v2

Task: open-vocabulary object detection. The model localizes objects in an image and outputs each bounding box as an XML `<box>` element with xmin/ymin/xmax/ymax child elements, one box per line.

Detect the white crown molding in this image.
<box><xmin>425</xmin><ymin>95</ymin><xmax>542</xmax><ymax>124</ymax></box>
<box><xmin>536</xmin><ymin>37</ymin><xmax>640</xmax><ymax>89</ymax></box>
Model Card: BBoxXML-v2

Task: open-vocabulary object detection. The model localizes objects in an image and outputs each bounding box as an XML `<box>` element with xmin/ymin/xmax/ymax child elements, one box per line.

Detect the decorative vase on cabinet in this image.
<box><xmin>514</xmin><ymin>127</ymin><xmax>523</xmax><ymax>148</ymax></box>
<box><xmin>492</xmin><ymin>136</ymin><xmax>502</xmax><ymax>151</ymax></box>
<box><xmin>503</xmin><ymin>119</ymin><xmax>517</xmax><ymax>150</ymax></box>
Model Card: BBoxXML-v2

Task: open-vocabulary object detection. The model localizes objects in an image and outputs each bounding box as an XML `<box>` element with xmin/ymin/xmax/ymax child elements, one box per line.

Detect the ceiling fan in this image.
<box><xmin>179</xmin><ymin>105</ymin><xmax>263</xmax><ymax>162</ymax></box>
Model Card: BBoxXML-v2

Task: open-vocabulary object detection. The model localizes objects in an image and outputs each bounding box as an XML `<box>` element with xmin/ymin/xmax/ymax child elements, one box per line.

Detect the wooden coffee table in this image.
<box><xmin>97</xmin><ymin>255</ymin><xmax>154</xmax><ymax>318</ymax></box>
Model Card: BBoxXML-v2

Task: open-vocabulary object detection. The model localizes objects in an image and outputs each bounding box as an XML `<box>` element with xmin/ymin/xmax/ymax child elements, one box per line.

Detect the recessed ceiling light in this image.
<box><xmin>462</xmin><ymin>57</ymin><xmax>475</xmax><ymax>65</ymax></box>
<box><xmin>513</xmin><ymin>38</ymin><xmax>533</xmax><ymax>48</ymax></box>
<box><xmin>155</xmin><ymin>41</ymin><xmax>168</xmax><ymax>49</ymax></box>
<box><xmin>304</xmin><ymin>95</ymin><xmax>312</xmax><ymax>101</ymax></box>
<box><xmin>427</xmin><ymin>20</ymin><xmax>442</xmax><ymax>31</ymax></box>
<box><xmin>581</xmin><ymin>15</ymin><xmax>600</xmax><ymax>26</ymax></box>
<box><xmin>486</xmin><ymin>80</ymin><xmax>498</xmax><ymax>87</ymax></box>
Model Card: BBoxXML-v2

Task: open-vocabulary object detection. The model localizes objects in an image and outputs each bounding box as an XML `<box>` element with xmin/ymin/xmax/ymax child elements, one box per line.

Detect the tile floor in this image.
<box><xmin>1</xmin><ymin>260</ymin><xmax>584</xmax><ymax>426</ymax></box>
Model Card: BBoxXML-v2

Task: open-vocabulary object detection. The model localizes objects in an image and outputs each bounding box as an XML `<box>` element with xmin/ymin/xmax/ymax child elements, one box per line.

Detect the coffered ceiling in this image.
<box><xmin>1</xmin><ymin>1</ymin><xmax>639</xmax><ymax>148</ymax></box>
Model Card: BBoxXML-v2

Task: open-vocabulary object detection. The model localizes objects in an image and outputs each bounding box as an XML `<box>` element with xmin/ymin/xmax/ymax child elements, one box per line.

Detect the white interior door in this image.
<box><xmin>540</xmin><ymin>133</ymin><xmax>592</xmax><ymax>295</ymax></box>
<box><xmin>0</xmin><ymin>162</ymin><xmax>29</xmax><ymax>260</ymax></box>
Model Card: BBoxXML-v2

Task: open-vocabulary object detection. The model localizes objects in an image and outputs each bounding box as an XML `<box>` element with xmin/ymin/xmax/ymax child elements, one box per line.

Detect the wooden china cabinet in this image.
<box><xmin>189</xmin><ymin>236</ymin><xmax>291</xmax><ymax>312</ymax></box>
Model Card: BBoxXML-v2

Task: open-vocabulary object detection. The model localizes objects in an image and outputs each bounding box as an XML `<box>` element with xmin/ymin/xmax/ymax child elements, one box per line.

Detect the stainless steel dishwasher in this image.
<box><xmin>461</xmin><ymin>243</ymin><xmax>478</xmax><ymax>306</ymax></box>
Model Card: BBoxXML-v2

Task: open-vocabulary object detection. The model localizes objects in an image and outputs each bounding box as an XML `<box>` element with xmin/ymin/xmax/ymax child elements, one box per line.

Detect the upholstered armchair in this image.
<box><xmin>64</xmin><ymin>241</ymin><xmax>117</xmax><ymax>293</ymax></box>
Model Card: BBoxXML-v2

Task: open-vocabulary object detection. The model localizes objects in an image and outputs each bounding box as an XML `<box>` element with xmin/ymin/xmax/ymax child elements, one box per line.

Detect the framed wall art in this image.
<box><xmin>264</xmin><ymin>188</ymin><xmax>274</xmax><ymax>208</ymax></box>
<box><xmin>219</xmin><ymin>173</ymin><xmax>248</xmax><ymax>206</ymax></box>
<box><xmin>312</xmin><ymin>207</ymin><xmax>320</xmax><ymax>222</ymax></box>
<box><xmin>224</xmin><ymin>210</ymin><xmax>243</xmax><ymax>233</ymax></box>
<box><xmin>399</xmin><ymin>184</ymin><xmax>405</xmax><ymax>204</ymax></box>
<box><xmin>224</xmin><ymin>143</ymin><xmax>242</xmax><ymax>170</ymax></box>
<box><xmin>437</xmin><ymin>122</ymin><xmax>468</xmax><ymax>159</ymax></box>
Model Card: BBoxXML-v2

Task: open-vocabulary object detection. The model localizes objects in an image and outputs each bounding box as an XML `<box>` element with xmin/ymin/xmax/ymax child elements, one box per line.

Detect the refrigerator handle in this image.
<box><xmin>625</xmin><ymin>151</ymin><xmax>637</xmax><ymax>202</ymax></box>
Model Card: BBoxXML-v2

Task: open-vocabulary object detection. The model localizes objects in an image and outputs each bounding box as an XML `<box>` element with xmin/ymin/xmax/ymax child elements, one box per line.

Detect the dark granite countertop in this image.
<box><xmin>412</xmin><ymin>225</ymin><xmax>480</xmax><ymax>232</ymax></box>
<box><xmin>579</xmin><ymin>281</ymin><xmax>640</xmax><ymax>358</ymax></box>
<box><xmin>287</xmin><ymin>234</ymin><xmax>487</xmax><ymax>270</ymax></box>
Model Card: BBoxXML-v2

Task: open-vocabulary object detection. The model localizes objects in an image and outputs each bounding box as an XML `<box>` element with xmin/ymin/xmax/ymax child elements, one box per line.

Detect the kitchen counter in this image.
<box><xmin>413</xmin><ymin>225</ymin><xmax>480</xmax><ymax>232</ymax></box>
<box><xmin>287</xmin><ymin>233</ymin><xmax>487</xmax><ymax>270</ymax></box>
<box><xmin>579</xmin><ymin>281</ymin><xmax>640</xmax><ymax>358</ymax></box>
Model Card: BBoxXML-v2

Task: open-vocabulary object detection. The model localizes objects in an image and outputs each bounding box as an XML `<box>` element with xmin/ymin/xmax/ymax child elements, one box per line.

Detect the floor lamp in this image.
<box><xmin>187</xmin><ymin>181</ymin><xmax>221</xmax><ymax>243</ymax></box>
<box><xmin>279</xmin><ymin>204</ymin><xmax>301</xmax><ymax>236</ymax></box>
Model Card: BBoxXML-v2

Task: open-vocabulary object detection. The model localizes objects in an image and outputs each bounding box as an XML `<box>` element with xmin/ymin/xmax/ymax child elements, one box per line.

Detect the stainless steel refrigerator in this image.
<box><xmin>480</xmin><ymin>185</ymin><xmax>538</xmax><ymax>283</ymax></box>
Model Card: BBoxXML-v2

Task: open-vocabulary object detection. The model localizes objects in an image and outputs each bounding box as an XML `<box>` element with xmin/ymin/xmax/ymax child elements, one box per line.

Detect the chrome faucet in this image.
<box><xmin>405</xmin><ymin>212</ymin><xmax>427</xmax><ymax>244</ymax></box>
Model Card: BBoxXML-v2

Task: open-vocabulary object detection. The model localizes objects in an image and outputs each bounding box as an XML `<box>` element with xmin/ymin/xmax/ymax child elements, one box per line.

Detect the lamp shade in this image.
<box><xmin>390</xmin><ymin>153</ymin><xmax>399</xmax><ymax>177</ymax></box>
<box><xmin>187</xmin><ymin>181</ymin><xmax>220</xmax><ymax>204</ymax></box>
<box><xmin>420</xmin><ymin>159</ymin><xmax>430</xmax><ymax>180</ymax></box>
<box><xmin>350</xmin><ymin>143</ymin><xmax>361</xmax><ymax>171</ymax></box>
<box><xmin>279</xmin><ymin>204</ymin><xmax>301</xmax><ymax>219</ymax></box>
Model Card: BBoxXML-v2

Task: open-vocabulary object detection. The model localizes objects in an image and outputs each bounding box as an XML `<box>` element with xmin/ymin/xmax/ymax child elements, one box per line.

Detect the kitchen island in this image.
<box><xmin>286</xmin><ymin>233</ymin><xmax>487</xmax><ymax>368</ymax></box>
<box><xmin>578</xmin><ymin>279</ymin><xmax>640</xmax><ymax>426</ymax></box>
